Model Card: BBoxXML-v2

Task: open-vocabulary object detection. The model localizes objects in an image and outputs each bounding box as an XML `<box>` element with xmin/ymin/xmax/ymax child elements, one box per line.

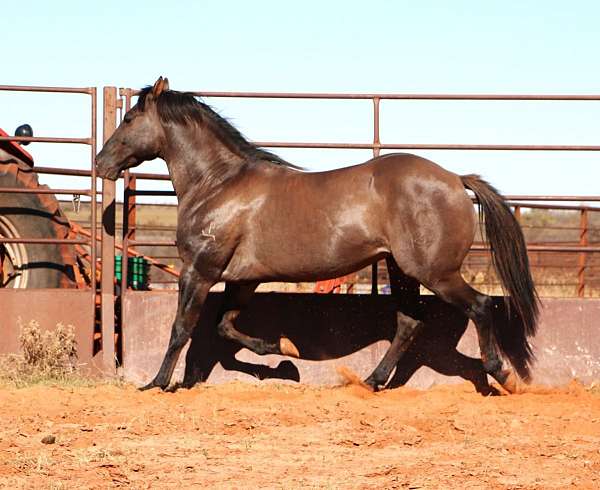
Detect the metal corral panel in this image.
<box><xmin>121</xmin><ymin>292</ymin><xmax>600</xmax><ymax>389</ymax></box>
<box><xmin>0</xmin><ymin>289</ymin><xmax>96</xmax><ymax>370</ymax></box>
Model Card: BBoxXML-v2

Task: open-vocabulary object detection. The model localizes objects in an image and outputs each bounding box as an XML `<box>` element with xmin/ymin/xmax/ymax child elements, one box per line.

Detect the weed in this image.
<box><xmin>0</xmin><ymin>319</ymin><xmax>78</xmax><ymax>387</ymax></box>
<box><xmin>12</xmin><ymin>451</ymin><xmax>53</xmax><ymax>475</ymax></box>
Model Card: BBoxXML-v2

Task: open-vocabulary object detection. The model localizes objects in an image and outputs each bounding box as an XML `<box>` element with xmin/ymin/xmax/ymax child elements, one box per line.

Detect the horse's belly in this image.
<box><xmin>221</xmin><ymin>236</ymin><xmax>388</xmax><ymax>283</ymax></box>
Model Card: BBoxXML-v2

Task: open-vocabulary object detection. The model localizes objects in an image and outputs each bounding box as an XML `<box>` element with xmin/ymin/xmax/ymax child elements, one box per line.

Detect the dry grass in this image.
<box><xmin>0</xmin><ymin>319</ymin><xmax>129</xmax><ymax>389</ymax></box>
<box><xmin>0</xmin><ymin>319</ymin><xmax>78</xmax><ymax>387</ymax></box>
<box><xmin>11</xmin><ymin>451</ymin><xmax>54</xmax><ymax>475</ymax></box>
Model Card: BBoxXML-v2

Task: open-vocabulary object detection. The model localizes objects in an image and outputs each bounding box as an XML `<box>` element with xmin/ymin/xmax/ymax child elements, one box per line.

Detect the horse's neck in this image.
<box><xmin>163</xmin><ymin>125</ymin><xmax>246</xmax><ymax>201</ymax></box>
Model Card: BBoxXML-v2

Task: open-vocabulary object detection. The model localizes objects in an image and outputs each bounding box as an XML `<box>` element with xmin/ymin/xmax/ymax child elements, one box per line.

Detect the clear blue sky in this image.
<box><xmin>2</xmin><ymin>1</ymin><xmax>600</xmax><ymax>201</ymax></box>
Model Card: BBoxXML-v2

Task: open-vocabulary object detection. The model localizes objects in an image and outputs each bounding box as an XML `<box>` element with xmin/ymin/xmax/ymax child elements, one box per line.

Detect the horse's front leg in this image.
<box><xmin>217</xmin><ymin>282</ymin><xmax>300</xmax><ymax>358</ymax></box>
<box><xmin>140</xmin><ymin>266</ymin><xmax>213</xmax><ymax>391</ymax></box>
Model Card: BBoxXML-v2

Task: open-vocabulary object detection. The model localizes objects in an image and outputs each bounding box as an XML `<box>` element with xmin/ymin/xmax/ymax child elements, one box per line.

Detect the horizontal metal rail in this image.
<box><xmin>471</xmin><ymin>244</ymin><xmax>600</xmax><ymax>253</ymax></box>
<box><xmin>253</xmin><ymin>141</ymin><xmax>600</xmax><ymax>151</ymax></box>
<box><xmin>505</xmin><ymin>196</ymin><xmax>600</xmax><ymax>202</ymax></box>
<box><xmin>125</xmin><ymin>173</ymin><xmax>600</xmax><ymax>202</ymax></box>
<box><xmin>126</xmin><ymin>171</ymin><xmax>600</xmax><ymax>200</ymax></box>
<box><xmin>128</xmin><ymin>240</ymin><xmax>177</xmax><ymax>247</ymax></box>
<box><xmin>508</xmin><ymin>201</ymin><xmax>600</xmax><ymax>211</ymax></box>
<box><xmin>129</xmin><ymin>171</ymin><xmax>171</xmax><ymax>181</ymax></box>
<box><xmin>33</xmin><ymin>166</ymin><xmax>93</xmax><ymax>177</ymax></box>
<box><xmin>125</xmin><ymin>89</ymin><xmax>600</xmax><ymax>101</ymax></box>
<box><xmin>0</xmin><ymin>85</ymin><xmax>94</xmax><ymax>94</ymax></box>
<box><xmin>0</xmin><ymin>136</ymin><xmax>91</xmax><ymax>145</ymax></box>
<box><xmin>471</xmin><ymin>282</ymin><xmax>590</xmax><ymax>287</ymax></box>
<box><xmin>0</xmin><ymin>237</ymin><xmax>88</xmax><ymax>245</ymax></box>
<box><xmin>0</xmin><ymin>187</ymin><xmax>92</xmax><ymax>196</ymax></box>
<box><xmin>125</xmin><ymin>239</ymin><xmax>600</xmax><ymax>254</ymax></box>
<box><xmin>121</xmin><ymin>181</ymin><xmax>600</xmax><ymax>208</ymax></box>
<box><xmin>132</xmin><ymin>190</ymin><xmax>176</xmax><ymax>197</ymax></box>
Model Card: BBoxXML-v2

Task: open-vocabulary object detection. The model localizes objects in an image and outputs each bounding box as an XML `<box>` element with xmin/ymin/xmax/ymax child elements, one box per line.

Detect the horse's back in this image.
<box><xmin>369</xmin><ymin>153</ymin><xmax>465</xmax><ymax>191</ymax></box>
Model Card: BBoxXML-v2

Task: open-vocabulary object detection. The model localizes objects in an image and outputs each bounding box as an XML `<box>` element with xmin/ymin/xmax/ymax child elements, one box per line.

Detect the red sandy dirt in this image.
<box><xmin>0</xmin><ymin>381</ymin><xmax>599</xmax><ymax>489</ymax></box>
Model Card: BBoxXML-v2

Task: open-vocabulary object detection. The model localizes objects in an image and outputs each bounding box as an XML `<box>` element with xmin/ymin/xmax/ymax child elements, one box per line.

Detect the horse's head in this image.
<box><xmin>96</xmin><ymin>77</ymin><xmax>169</xmax><ymax>180</ymax></box>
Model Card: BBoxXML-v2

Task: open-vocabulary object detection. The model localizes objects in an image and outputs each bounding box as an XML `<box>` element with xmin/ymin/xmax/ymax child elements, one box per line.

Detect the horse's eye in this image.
<box><xmin>124</xmin><ymin>114</ymin><xmax>133</xmax><ymax>124</ymax></box>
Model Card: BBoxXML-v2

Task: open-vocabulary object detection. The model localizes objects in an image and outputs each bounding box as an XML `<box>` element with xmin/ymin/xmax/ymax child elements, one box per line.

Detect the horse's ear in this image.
<box><xmin>151</xmin><ymin>76</ymin><xmax>168</xmax><ymax>98</ymax></box>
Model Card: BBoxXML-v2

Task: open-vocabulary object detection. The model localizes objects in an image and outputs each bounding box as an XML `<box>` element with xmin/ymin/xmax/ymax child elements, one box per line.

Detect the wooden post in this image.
<box><xmin>101</xmin><ymin>86</ymin><xmax>117</xmax><ymax>373</ymax></box>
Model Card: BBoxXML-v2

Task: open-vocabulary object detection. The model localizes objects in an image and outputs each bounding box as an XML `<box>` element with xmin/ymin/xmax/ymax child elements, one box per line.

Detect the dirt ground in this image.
<box><xmin>0</xmin><ymin>380</ymin><xmax>599</xmax><ymax>489</ymax></box>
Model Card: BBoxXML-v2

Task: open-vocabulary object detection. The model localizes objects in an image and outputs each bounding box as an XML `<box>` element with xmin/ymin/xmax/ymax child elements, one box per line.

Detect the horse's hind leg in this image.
<box><xmin>428</xmin><ymin>272</ymin><xmax>517</xmax><ymax>392</ymax></box>
<box><xmin>365</xmin><ymin>311</ymin><xmax>423</xmax><ymax>391</ymax></box>
<box><xmin>217</xmin><ymin>282</ymin><xmax>300</xmax><ymax>358</ymax></box>
<box><xmin>364</xmin><ymin>258</ymin><xmax>423</xmax><ymax>391</ymax></box>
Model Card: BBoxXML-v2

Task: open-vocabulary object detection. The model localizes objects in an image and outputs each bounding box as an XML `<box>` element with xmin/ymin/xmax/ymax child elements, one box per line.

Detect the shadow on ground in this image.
<box><xmin>182</xmin><ymin>293</ymin><xmax>511</xmax><ymax>395</ymax></box>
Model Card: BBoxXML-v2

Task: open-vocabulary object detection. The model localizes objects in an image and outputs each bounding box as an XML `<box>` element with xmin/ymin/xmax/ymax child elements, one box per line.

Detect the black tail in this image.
<box><xmin>461</xmin><ymin>174</ymin><xmax>540</xmax><ymax>379</ymax></box>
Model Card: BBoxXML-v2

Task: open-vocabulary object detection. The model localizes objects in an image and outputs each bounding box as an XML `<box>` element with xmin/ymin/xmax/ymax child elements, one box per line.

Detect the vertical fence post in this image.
<box><xmin>513</xmin><ymin>205</ymin><xmax>521</xmax><ymax>223</ymax></box>
<box><xmin>120</xmin><ymin>89</ymin><xmax>133</xmax><ymax>296</ymax></box>
<box><xmin>578</xmin><ymin>208</ymin><xmax>588</xmax><ymax>298</ymax></box>
<box><xmin>121</xmin><ymin>174</ymin><xmax>136</xmax><ymax>294</ymax></box>
<box><xmin>371</xmin><ymin>97</ymin><xmax>381</xmax><ymax>295</ymax></box>
<box><xmin>89</xmin><ymin>87</ymin><xmax>98</xmax><ymax>345</ymax></box>
<box><xmin>101</xmin><ymin>86</ymin><xmax>118</xmax><ymax>374</ymax></box>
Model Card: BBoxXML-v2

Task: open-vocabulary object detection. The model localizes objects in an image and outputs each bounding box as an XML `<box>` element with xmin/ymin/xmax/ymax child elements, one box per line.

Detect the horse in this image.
<box><xmin>96</xmin><ymin>77</ymin><xmax>539</xmax><ymax>394</ymax></box>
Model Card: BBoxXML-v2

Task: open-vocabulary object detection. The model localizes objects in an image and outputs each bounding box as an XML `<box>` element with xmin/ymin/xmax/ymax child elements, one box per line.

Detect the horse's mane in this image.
<box><xmin>137</xmin><ymin>87</ymin><xmax>302</xmax><ymax>170</ymax></box>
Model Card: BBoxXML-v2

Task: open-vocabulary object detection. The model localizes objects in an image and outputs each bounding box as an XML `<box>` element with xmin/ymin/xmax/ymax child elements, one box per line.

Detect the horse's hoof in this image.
<box><xmin>362</xmin><ymin>377</ymin><xmax>380</xmax><ymax>392</ymax></box>
<box><xmin>279</xmin><ymin>337</ymin><xmax>300</xmax><ymax>358</ymax></box>
<box><xmin>500</xmin><ymin>371</ymin><xmax>521</xmax><ymax>394</ymax></box>
<box><xmin>138</xmin><ymin>382</ymin><xmax>158</xmax><ymax>392</ymax></box>
<box><xmin>139</xmin><ymin>381</ymin><xmax>168</xmax><ymax>392</ymax></box>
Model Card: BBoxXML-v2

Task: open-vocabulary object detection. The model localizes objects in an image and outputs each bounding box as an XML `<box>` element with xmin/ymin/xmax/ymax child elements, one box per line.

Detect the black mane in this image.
<box><xmin>138</xmin><ymin>87</ymin><xmax>301</xmax><ymax>169</ymax></box>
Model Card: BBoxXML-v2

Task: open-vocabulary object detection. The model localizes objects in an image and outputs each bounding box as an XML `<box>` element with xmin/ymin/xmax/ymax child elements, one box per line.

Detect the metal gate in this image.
<box><xmin>0</xmin><ymin>84</ymin><xmax>98</xmax><ymax>370</ymax></box>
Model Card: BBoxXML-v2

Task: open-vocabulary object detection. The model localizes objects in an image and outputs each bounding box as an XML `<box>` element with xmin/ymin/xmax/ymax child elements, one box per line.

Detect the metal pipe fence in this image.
<box><xmin>5</xmin><ymin>85</ymin><xmax>599</xmax><ymax>375</ymax></box>
<box><xmin>0</xmin><ymin>84</ymin><xmax>98</xmax><ymax>293</ymax></box>
<box><xmin>116</xmin><ymin>88</ymin><xmax>600</xmax><ymax>296</ymax></box>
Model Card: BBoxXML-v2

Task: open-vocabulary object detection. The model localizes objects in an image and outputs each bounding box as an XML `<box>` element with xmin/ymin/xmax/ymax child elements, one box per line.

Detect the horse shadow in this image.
<box><xmin>182</xmin><ymin>293</ymin><xmax>509</xmax><ymax>394</ymax></box>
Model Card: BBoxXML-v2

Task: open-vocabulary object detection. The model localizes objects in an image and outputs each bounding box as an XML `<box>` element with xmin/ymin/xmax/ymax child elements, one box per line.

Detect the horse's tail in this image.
<box><xmin>461</xmin><ymin>174</ymin><xmax>540</xmax><ymax>380</ymax></box>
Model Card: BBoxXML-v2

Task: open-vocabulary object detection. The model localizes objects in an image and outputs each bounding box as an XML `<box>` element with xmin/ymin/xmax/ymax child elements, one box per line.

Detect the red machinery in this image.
<box><xmin>0</xmin><ymin>125</ymin><xmax>81</xmax><ymax>288</ymax></box>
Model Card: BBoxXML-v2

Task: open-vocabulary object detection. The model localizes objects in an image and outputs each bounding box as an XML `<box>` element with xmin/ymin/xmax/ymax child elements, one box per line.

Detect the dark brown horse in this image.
<box><xmin>96</xmin><ymin>77</ymin><xmax>539</xmax><ymax>393</ymax></box>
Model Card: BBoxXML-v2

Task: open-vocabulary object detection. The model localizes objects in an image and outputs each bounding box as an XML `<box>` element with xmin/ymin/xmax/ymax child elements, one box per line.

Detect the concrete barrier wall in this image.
<box><xmin>121</xmin><ymin>291</ymin><xmax>600</xmax><ymax>390</ymax></box>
